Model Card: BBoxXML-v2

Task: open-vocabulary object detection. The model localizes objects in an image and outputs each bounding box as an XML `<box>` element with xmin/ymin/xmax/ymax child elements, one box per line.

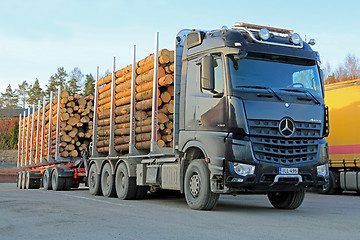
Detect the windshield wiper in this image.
<box><xmin>236</xmin><ymin>85</ymin><xmax>284</xmax><ymax>102</ymax></box>
<box><xmin>279</xmin><ymin>88</ymin><xmax>321</xmax><ymax>105</ymax></box>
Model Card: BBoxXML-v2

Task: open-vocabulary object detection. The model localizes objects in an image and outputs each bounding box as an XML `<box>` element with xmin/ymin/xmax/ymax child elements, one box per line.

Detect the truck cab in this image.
<box><xmin>175</xmin><ymin>23</ymin><xmax>329</xmax><ymax>209</ymax></box>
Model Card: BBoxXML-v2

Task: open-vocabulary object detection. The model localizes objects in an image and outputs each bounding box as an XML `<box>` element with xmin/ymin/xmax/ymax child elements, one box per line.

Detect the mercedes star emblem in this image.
<box><xmin>279</xmin><ymin>118</ymin><xmax>295</xmax><ymax>137</ymax></box>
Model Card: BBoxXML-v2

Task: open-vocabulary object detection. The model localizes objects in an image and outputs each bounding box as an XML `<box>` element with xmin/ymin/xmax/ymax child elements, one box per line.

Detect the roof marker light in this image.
<box><xmin>259</xmin><ymin>28</ymin><xmax>270</xmax><ymax>41</ymax></box>
<box><xmin>290</xmin><ymin>33</ymin><xmax>301</xmax><ymax>45</ymax></box>
<box><xmin>308</xmin><ymin>38</ymin><xmax>316</xmax><ymax>46</ymax></box>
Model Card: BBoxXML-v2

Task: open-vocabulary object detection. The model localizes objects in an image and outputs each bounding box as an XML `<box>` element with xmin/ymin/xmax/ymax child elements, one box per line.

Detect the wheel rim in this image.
<box><xmin>189</xmin><ymin>173</ymin><xmax>200</xmax><ymax>198</ymax></box>
<box><xmin>104</xmin><ymin>171</ymin><xmax>110</xmax><ymax>190</ymax></box>
<box><xmin>52</xmin><ymin>174</ymin><xmax>56</xmax><ymax>187</ymax></box>
<box><xmin>43</xmin><ymin>172</ymin><xmax>48</xmax><ymax>187</ymax></box>
<box><xmin>90</xmin><ymin>170</ymin><xmax>96</xmax><ymax>188</ymax></box>
<box><xmin>322</xmin><ymin>182</ymin><xmax>329</xmax><ymax>191</ymax></box>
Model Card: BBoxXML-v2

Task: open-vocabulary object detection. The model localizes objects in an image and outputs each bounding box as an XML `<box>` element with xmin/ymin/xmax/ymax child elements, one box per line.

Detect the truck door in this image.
<box><xmin>196</xmin><ymin>53</ymin><xmax>227</xmax><ymax>132</ymax></box>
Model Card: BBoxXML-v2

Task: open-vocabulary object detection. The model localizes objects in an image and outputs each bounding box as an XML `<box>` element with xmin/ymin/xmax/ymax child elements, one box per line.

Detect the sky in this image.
<box><xmin>0</xmin><ymin>0</ymin><xmax>359</xmax><ymax>95</ymax></box>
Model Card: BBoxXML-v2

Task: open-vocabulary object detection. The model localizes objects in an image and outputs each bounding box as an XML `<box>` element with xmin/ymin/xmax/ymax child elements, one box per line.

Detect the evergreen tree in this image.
<box><xmin>27</xmin><ymin>79</ymin><xmax>44</xmax><ymax>106</ymax></box>
<box><xmin>83</xmin><ymin>73</ymin><xmax>95</xmax><ymax>96</ymax></box>
<box><xmin>67</xmin><ymin>67</ymin><xmax>83</xmax><ymax>95</ymax></box>
<box><xmin>17</xmin><ymin>80</ymin><xmax>30</xmax><ymax>108</ymax></box>
<box><xmin>1</xmin><ymin>85</ymin><xmax>19</xmax><ymax>109</ymax></box>
<box><xmin>46</xmin><ymin>67</ymin><xmax>68</xmax><ymax>99</ymax></box>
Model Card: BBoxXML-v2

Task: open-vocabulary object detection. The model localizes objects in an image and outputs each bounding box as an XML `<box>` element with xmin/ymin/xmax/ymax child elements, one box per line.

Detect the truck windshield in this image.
<box><xmin>228</xmin><ymin>53</ymin><xmax>323</xmax><ymax>97</ymax></box>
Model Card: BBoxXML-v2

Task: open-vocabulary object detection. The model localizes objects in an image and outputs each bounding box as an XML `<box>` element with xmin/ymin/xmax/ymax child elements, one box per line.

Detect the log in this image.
<box><xmin>136</xmin><ymin>67</ymin><xmax>165</xmax><ymax>85</ymax></box>
<box><xmin>159</xmin><ymin>75</ymin><xmax>174</xmax><ymax>86</ymax></box>
<box><xmin>136</xmin><ymin>98</ymin><xmax>162</xmax><ymax>111</ymax></box>
<box><xmin>68</xmin><ymin>117</ymin><xmax>79</xmax><ymax>126</ymax></box>
<box><xmin>99</xmin><ymin>82</ymin><xmax>111</xmax><ymax>94</ymax></box>
<box><xmin>160</xmin><ymin>91</ymin><xmax>171</xmax><ymax>103</ymax></box>
<box><xmin>136</xmin><ymin>89</ymin><xmax>160</xmax><ymax>101</ymax></box>
<box><xmin>61</xmin><ymin>113</ymin><xmax>69</xmax><ymax>121</ymax></box>
<box><xmin>136</xmin><ymin>80</ymin><xmax>153</xmax><ymax>93</ymax></box>
<box><xmin>70</xmin><ymin>150</ymin><xmax>79</xmax><ymax>157</ymax></box>
<box><xmin>61</xmin><ymin>91</ymin><xmax>69</xmax><ymax>98</ymax></box>
<box><xmin>65</xmin><ymin>144</ymin><xmax>75</xmax><ymax>151</ymax></box>
<box><xmin>167</xmin><ymin>85</ymin><xmax>174</xmax><ymax>96</ymax></box>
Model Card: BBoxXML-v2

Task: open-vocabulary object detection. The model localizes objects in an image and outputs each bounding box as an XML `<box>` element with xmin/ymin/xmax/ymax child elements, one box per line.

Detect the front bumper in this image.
<box><xmin>225</xmin><ymin>162</ymin><xmax>328</xmax><ymax>193</ymax></box>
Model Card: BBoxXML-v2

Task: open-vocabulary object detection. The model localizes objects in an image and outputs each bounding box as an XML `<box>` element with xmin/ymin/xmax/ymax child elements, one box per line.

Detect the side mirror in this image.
<box><xmin>201</xmin><ymin>56</ymin><xmax>214</xmax><ymax>91</ymax></box>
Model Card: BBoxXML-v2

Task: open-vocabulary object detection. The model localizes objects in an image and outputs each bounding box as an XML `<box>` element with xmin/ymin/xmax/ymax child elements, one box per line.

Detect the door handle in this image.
<box><xmin>197</xmin><ymin>120</ymin><xmax>203</xmax><ymax>126</ymax></box>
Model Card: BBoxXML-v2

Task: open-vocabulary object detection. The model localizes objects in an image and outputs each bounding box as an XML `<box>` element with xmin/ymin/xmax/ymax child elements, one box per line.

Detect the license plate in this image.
<box><xmin>279</xmin><ymin>167</ymin><xmax>298</xmax><ymax>175</ymax></box>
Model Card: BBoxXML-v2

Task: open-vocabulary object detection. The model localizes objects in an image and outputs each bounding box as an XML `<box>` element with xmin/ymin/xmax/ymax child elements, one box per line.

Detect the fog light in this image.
<box><xmin>231</xmin><ymin>178</ymin><xmax>244</xmax><ymax>183</ymax></box>
<box><xmin>232</xmin><ymin>162</ymin><xmax>255</xmax><ymax>176</ymax></box>
<box><xmin>290</xmin><ymin>33</ymin><xmax>301</xmax><ymax>45</ymax></box>
<box><xmin>317</xmin><ymin>163</ymin><xmax>329</xmax><ymax>177</ymax></box>
<box><xmin>259</xmin><ymin>28</ymin><xmax>270</xmax><ymax>41</ymax></box>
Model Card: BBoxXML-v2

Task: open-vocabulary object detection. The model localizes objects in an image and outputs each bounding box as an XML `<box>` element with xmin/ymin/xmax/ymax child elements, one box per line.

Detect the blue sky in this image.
<box><xmin>0</xmin><ymin>0</ymin><xmax>359</xmax><ymax>95</ymax></box>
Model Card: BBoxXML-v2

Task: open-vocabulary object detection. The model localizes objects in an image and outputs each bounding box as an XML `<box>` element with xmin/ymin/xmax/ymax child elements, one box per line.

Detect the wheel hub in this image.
<box><xmin>189</xmin><ymin>174</ymin><xmax>200</xmax><ymax>197</ymax></box>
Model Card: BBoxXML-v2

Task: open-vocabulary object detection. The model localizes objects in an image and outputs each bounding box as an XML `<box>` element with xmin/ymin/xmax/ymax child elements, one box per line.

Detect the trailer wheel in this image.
<box><xmin>267</xmin><ymin>190</ymin><xmax>305</xmax><ymax>209</ymax></box>
<box><xmin>25</xmin><ymin>171</ymin><xmax>31</xmax><ymax>189</ymax></box>
<box><xmin>43</xmin><ymin>169</ymin><xmax>52</xmax><ymax>190</ymax></box>
<box><xmin>64</xmin><ymin>178</ymin><xmax>73</xmax><ymax>190</ymax></box>
<box><xmin>22</xmin><ymin>171</ymin><xmax>27</xmax><ymax>189</ymax></box>
<box><xmin>184</xmin><ymin>159</ymin><xmax>219</xmax><ymax>210</ymax></box>
<box><xmin>52</xmin><ymin>168</ymin><xmax>65</xmax><ymax>191</ymax></box>
<box><xmin>88</xmin><ymin>164</ymin><xmax>102</xmax><ymax>195</ymax></box>
<box><xmin>17</xmin><ymin>172</ymin><xmax>23</xmax><ymax>189</ymax></box>
<box><xmin>101</xmin><ymin>163</ymin><xmax>116</xmax><ymax>197</ymax></box>
<box><xmin>115</xmin><ymin>162</ymin><xmax>137</xmax><ymax>200</ymax></box>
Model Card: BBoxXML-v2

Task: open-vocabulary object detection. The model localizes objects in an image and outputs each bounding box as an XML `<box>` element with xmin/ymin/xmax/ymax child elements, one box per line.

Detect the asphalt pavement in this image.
<box><xmin>0</xmin><ymin>183</ymin><xmax>359</xmax><ymax>240</ymax></box>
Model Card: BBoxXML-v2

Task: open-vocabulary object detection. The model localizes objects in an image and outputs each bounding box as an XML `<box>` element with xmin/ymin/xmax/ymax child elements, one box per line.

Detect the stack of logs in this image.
<box><xmin>96</xmin><ymin>49</ymin><xmax>175</xmax><ymax>153</ymax></box>
<box><xmin>20</xmin><ymin>91</ymin><xmax>94</xmax><ymax>165</ymax></box>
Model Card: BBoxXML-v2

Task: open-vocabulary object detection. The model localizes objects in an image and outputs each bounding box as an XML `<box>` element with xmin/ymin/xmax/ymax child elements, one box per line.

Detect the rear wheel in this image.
<box><xmin>184</xmin><ymin>159</ymin><xmax>219</xmax><ymax>210</ymax></box>
<box><xmin>43</xmin><ymin>169</ymin><xmax>52</xmax><ymax>190</ymax></box>
<box><xmin>135</xmin><ymin>186</ymin><xmax>149</xmax><ymax>200</ymax></box>
<box><xmin>17</xmin><ymin>172</ymin><xmax>23</xmax><ymax>189</ymax></box>
<box><xmin>115</xmin><ymin>162</ymin><xmax>137</xmax><ymax>200</ymax></box>
<box><xmin>268</xmin><ymin>190</ymin><xmax>305</xmax><ymax>209</ymax></box>
<box><xmin>52</xmin><ymin>168</ymin><xmax>65</xmax><ymax>191</ymax></box>
<box><xmin>22</xmin><ymin>171</ymin><xmax>27</xmax><ymax>189</ymax></box>
<box><xmin>64</xmin><ymin>177</ymin><xmax>73</xmax><ymax>190</ymax></box>
<box><xmin>25</xmin><ymin>171</ymin><xmax>31</xmax><ymax>189</ymax></box>
<box><xmin>101</xmin><ymin>163</ymin><xmax>116</xmax><ymax>197</ymax></box>
<box><xmin>88</xmin><ymin>164</ymin><xmax>102</xmax><ymax>195</ymax></box>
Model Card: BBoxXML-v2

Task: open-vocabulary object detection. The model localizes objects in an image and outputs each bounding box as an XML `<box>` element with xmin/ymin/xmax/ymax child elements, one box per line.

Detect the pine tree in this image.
<box><xmin>17</xmin><ymin>80</ymin><xmax>30</xmax><ymax>108</ymax></box>
<box><xmin>46</xmin><ymin>67</ymin><xmax>68</xmax><ymax>99</ymax></box>
<box><xmin>1</xmin><ymin>85</ymin><xmax>19</xmax><ymax>109</ymax></box>
<box><xmin>83</xmin><ymin>74</ymin><xmax>95</xmax><ymax>96</ymax></box>
<box><xmin>27</xmin><ymin>79</ymin><xmax>44</xmax><ymax>106</ymax></box>
<box><xmin>67</xmin><ymin>67</ymin><xmax>83</xmax><ymax>95</ymax></box>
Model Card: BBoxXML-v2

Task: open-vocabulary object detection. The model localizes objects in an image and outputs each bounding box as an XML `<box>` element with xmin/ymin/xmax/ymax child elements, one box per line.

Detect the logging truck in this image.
<box><xmin>85</xmin><ymin>22</ymin><xmax>329</xmax><ymax>210</ymax></box>
<box><xmin>317</xmin><ymin>79</ymin><xmax>360</xmax><ymax>194</ymax></box>
<box><xmin>17</xmin><ymin>22</ymin><xmax>329</xmax><ymax>210</ymax></box>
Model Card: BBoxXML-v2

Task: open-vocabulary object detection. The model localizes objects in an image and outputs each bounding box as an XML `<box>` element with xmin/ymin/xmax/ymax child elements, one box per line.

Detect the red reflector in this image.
<box><xmin>205</xmin><ymin>158</ymin><xmax>210</xmax><ymax>163</ymax></box>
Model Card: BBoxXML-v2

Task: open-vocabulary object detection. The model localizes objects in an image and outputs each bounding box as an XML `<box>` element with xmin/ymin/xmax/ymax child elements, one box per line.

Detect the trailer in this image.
<box><xmin>85</xmin><ymin>22</ymin><xmax>329</xmax><ymax>210</ymax></box>
<box><xmin>16</xmin><ymin>89</ymin><xmax>94</xmax><ymax>191</ymax></box>
<box><xmin>319</xmin><ymin>79</ymin><xmax>360</xmax><ymax>194</ymax></box>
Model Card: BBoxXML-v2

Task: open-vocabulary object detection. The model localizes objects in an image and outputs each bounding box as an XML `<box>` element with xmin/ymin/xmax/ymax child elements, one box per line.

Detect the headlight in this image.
<box><xmin>290</xmin><ymin>33</ymin><xmax>301</xmax><ymax>45</ymax></box>
<box><xmin>259</xmin><ymin>28</ymin><xmax>270</xmax><ymax>41</ymax></box>
<box><xmin>317</xmin><ymin>163</ymin><xmax>329</xmax><ymax>177</ymax></box>
<box><xmin>232</xmin><ymin>162</ymin><xmax>255</xmax><ymax>176</ymax></box>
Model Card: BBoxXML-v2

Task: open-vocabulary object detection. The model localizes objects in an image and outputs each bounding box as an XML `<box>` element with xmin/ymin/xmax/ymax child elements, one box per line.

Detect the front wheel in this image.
<box><xmin>184</xmin><ymin>159</ymin><xmax>219</xmax><ymax>210</ymax></box>
<box><xmin>268</xmin><ymin>190</ymin><xmax>305</xmax><ymax>209</ymax></box>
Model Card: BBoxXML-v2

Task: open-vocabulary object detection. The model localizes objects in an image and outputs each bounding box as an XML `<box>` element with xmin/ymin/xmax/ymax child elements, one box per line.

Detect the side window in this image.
<box><xmin>202</xmin><ymin>55</ymin><xmax>224</xmax><ymax>94</ymax></box>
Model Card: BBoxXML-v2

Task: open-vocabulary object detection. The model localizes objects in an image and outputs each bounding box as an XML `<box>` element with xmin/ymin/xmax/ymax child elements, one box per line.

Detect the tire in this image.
<box><xmin>43</xmin><ymin>169</ymin><xmax>52</xmax><ymax>190</ymax></box>
<box><xmin>101</xmin><ymin>163</ymin><xmax>116</xmax><ymax>197</ymax></box>
<box><xmin>64</xmin><ymin>177</ymin><xmax>73</xmax><ymax>190</ymax></box>
<box><xmin>184</xmin><ymin>159</ymin><xmax>219</xmax><ymax>210</ymax></box>
<box><xmin>115</xmin><ymin>162</ymin><xmax>137</xmax><ymax>200</ymax></box>
<box><xmin>22</xmin><ymin>171</ymin><xmax>27</xmax><ymax>189</ymax></box>
<box><xmin>268</xmin><ymin>189</ymin><xmax>305</xmax><ymax>209</ymax></box>
<box><xmin>88</xmin><ymin>164</ymin><xmax>102</xmax><ymax>195</ymax></box>
<box><xmin>135</xmin><ymin>186</ymin><xmax>149</xmax><ymax>200</ymax></box>
<box><xmin>17</xmin><ymin>172</ymin><xmax>23</xmax><ymax>189</ymax></box>
<box><xmin>317</xmin><ymin>171</ymin><xmax>342</xmax><ymax>195</ymax></box>
<box><xmin>52</xmin><ymin>168</ymin><xmax>65</xmax><ymax>191</ymax></box>
<box><xmin>25</xmin><ymin>171</ymin><xmax>31</xmax><ymax>189</ymax></box>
